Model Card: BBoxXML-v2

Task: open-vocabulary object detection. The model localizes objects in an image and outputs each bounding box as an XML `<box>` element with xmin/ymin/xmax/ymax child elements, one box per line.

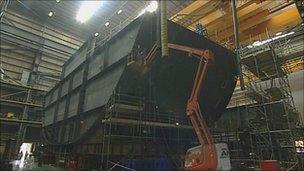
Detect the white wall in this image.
<box><xmin>288</xmin><ymin>70</ymin><xmax>304</xmax><ymax>125</ymax></box>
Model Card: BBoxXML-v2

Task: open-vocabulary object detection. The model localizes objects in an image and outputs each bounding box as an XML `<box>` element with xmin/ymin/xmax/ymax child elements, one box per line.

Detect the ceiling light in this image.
<box><xmin>249</xmin><ymin>31</ymin><xmax>295</xmax><ymax>47</ymax></box>
<box><xmin>56</xmin><ymin>0</ymin><xmax>60</xmax><ymax>2</ymax></box>
<box><xmin>275</xmin><ymin>32</ymin><xmax>282</xmax><ymax>36</ymax></box>
<box><xmin>105</xmin><ymin>21</ymin><xmax>110</xmax><ymax>27</ymax></box>
<box><xmin>76</xmin><ymin>1</ymin><xmax>103</xmax><ymax>23</ymax></box>
<box><xmin>117</xmin><ymin>9</ymin><xmax>122</xmax><ymax>15</ymax></box>
<box><xmin>48</xmin><ymin>11</ymin><xmax>54</xmax><ymax>17</ymax></box>
<box><xmin>146</xmin><ymin>1</ymin><xmax>158</xmax><ymax>13</ymax></box>
<box><xmin>94</xmin><ymin>32</ymin><xmax>99</xmax><ymax>37</ymax></box>
<box><xmin>252</xmin><ymin>41</ymin><xmax>260</xmax><ymax>46</ymax></box>
<box><xmin>137</xmin><ymin>1</ymin><xmax>158</xmax><ymax>18</ymax></box>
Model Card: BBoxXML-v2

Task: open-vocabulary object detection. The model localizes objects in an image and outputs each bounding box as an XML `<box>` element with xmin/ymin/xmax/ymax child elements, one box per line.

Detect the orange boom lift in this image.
<box><xmin>145</xmin><ymin>43</ymin><xmax>231</xmax><ymax>170</ymax></box>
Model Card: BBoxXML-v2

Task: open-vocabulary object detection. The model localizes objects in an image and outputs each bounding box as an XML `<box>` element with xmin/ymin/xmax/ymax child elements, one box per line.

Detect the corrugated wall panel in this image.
<box><xmin>64</xmin><ymin>47</ymin><xmax>87</xmax><ymax>77</ymax></box>
<box><xmin>88</xmin><ymin>52</ymin><xmax>104</xmax><ymax>79</ymax></box>
<box><xmin>61</xmin><ymin>79</ymin><xmax>70</xmax><ymax>97</ymax></box>
<box><xmin>51</xmin><ymin>87</ymin><xmax>59</xmax><ymax>103</ymax></box>
<box><xmin>56</xmin><ymin>99</ymin><xmax>66</xmax><ymax>121</ymax></box>
<box><xmin>108</xmin><ymin>24</ymin><xmax>140</xmax><ymax>66</ymax></box>
<box><xmin>64</xmin><ymin>125</ymin><xmax>70</xmax><ymax>142</ymax></box>
<box><xmin>44</xmin><ymin>106</ymin><xmax>55</xmax><ymax>126</ymax></box>
<box><xmin>72</xmin><ymin>68</ymin><xmax>84</xmax><ymax>89</ymax></box>
<box><xmin>67</xmin><ymin>91</ymin><xmax>80</xmax><ymax>118</ymax></box>
<box><xmin>45</xmin><ymin>93</ymin><xmax>52</xmax><ymax>106</ymax></box>
<box><xmin>83</xmin><ymin>64</ymin><xmax>125</xmax><ymax>112</ymax></box>
<box><xmin>80</xmin><ymin>114</ymin><xmax>99</xmax><ymax>135</ymax></box>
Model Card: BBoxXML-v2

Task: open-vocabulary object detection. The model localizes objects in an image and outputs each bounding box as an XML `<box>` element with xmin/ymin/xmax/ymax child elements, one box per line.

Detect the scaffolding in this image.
<box><xmin>0</xmin><ymin>80</ymin><xmax>45</xmax><ymax>160</ymax></box>
<box><xmin>216</xmin><ymin>27</ymin><xmax>303</xmax><ymax>170</ymax></box>
<box><xmin>99</xmin><ymin>89</ymin><xmax>195</xmax><ymax>170</ymax></box>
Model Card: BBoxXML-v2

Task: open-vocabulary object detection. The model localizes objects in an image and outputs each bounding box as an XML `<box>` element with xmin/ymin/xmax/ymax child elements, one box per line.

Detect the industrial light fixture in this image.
<box><xmin>117</xmin><ymin>9</ymin><xmax>122</xmax><ymax>15</ymax></box>
<box><xmin>247</xmin><ymin>31</ymin><xmax>295</xmax><ymax>48</ymax></box>
<box><xmin>56</xmin><ymin>0</ymin><xmax>60</xmax><ymax>2</ymax></box>
<box><xmin>48</xmin><ymin>11</ymin><xmax>54</xmax><ymax>17</ymax></box>
<box><xmin>275</xmin><ymin>32</ymin><xmax>282</xmax><ymax>36</ymax></box>
<box><xmin>145</xmin><ymin>1</ymin><xmax>158</xmax><ymax>13</ymax></box>
<box><xmin>105</xmin><ymin>21</ymin><xmax>110</xmax><ymax>27</ymax></box>
<box><xmin>76</xmin><ymin>1</ymin><xmax>103</xmax><ymax>23</ymax></box>
<box><xmin>137</xmin><ymin>1</ymin><xmax>158</xmax><ymax>18</ymax></box>
<box><xmin>94</xmin><ymin>32</ymin><xmax>99</xmax><ymax>37</ymax></box>
<box><xmin>175</xmin><ymin>122</ymin><xmax>179</xmax><ymax>126</ymax></box>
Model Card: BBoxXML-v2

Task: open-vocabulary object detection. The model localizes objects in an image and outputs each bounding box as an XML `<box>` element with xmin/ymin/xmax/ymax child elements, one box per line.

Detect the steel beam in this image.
<box><xmin>0</xmin><ymin>38</ymin><xmax>69</xmax><ymax>62</ymax></box>
<box><xmin>0</xmin><ymin>118</ymin><xmax>42</xmax><ymax>126</ymax></box>
<box><xmin>0</xmin><ymin>23</ymin><xmax>76</xmax><ymax>56</ymax></box>
<box><xmin>102</xmin><ymin>118</ymin><xmax>193</xmax><ymax>129</ymax></box>
<box><xmin>0</xmin><ymin>80</ymin><xmax>46</xmax><ymax>92</ymax></box>
<box><xmin>0</xmin><ymin>98</ymin><xmax>43</xmax><ymax>108</ymax></box>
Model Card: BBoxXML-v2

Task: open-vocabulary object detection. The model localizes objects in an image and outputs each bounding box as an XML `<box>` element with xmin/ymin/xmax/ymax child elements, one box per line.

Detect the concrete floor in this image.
<box><xmin>21</xmin><ymin>165</ymin><xmax>65</xmax><ymax>171</ymax></box>
<box><xmin>11</xmin><ymin>160</ymin><xmax>64</xmax><ymax>171</ymax></box>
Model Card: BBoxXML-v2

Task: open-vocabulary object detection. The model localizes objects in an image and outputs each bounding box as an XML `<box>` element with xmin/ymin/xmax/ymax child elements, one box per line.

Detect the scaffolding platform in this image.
<box><xmin>265</xmin><ymin>87</ymin><xmax>286</xmax><ymax>101</ymax></box>
<box><xmin>242</xmin><ymin>49</ymin><xmax>285</xmax><ymax>80</ymax></box>
<box><xmin>112</xmin><ymin>103</ymin><xmax>144</xmax><ymax>113</ymax></box>
<box><xmin>245</xmin><ymin>90</ymin><xmax>263</xmax><ymax>103</ymax></box>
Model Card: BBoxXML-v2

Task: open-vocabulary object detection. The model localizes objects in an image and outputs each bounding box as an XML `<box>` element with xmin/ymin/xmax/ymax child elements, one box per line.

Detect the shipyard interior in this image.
<box><xmin>0</xmin><ymin>0</ymin><xmax>303</xmax><ymax>171</ymax></box>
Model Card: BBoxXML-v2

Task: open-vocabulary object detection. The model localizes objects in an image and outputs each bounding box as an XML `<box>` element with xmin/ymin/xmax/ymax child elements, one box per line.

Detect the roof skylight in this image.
<box><xmin>137</xmin><ymin>1</ymin><xmax>158</xmax><ymax>18</ymax></box>
<box><xmin>76</xmin><ymin>1</ymin><xmax>103</xmax><ymax>23</ymax></box>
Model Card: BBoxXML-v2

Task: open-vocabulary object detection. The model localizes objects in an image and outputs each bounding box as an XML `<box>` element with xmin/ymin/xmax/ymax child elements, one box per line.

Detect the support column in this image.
<box><xmin>231</xmin><ymin>0</ymin><xmax>245</xmax><ymax>90</ymax></box>
<box><xmin>15</xmin><ymin>51</ymin><xmax>42</xmax><ymax>155</ymax></box>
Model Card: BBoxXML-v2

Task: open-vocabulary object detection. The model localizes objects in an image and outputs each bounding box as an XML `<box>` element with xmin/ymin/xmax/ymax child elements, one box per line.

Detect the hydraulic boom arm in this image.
<box><xmin>167</xmin><ymin>43</ymin><xmax>217</xmax><ymax>170</ymax></box>
<box><xmin>144</xmin><ymin>43</ymin><xmax>217</xmax><ymax>170</ymax></box>
<box><xmin>167</xmin><ymin>43</ymin><xmax>214</xmax><ymax>145</ymax></box>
